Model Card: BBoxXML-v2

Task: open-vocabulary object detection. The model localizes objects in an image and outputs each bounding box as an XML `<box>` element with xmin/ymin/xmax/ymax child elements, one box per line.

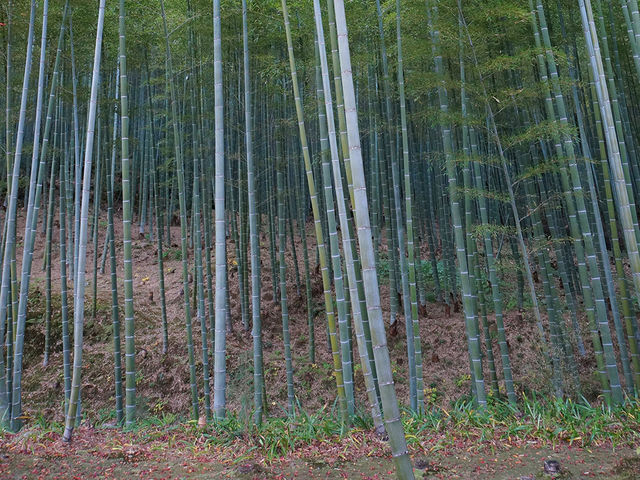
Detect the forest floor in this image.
<box><xmin>2</xmin><ymin>210</ymin><xmax>639</xmax><ymax>478</ymax></box>
<box><xmin>1</xmin><ymin>424</ymin><xmax>639</xmax><ymax>479</ymax></box>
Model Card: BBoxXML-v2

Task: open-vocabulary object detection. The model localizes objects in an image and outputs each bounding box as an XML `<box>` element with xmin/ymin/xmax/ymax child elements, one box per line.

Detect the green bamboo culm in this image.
<box><xmin>332</xmin><ymin>0</ymin><xmax>415</xmax><ymax>477</ymax></box>
<box><xmin>530</xmin><ymin>0</ymin><xmax>621</xmax><ymax>404</ymax></box>
<box><xmin>62</xmin><ymin>0</ymin><xmax>107</xmax><ymax>442</ymax></box>
<box><xmin>430</xmin><ymin>0</ymin><xmax>486</xmax><ymax>408</ymax></box>
<box><xmin>5</xmin><ymin>0</ymin><xmax>43</xmax><ymax>432</ymax></box>
<box><xmin>106</xmin><ymin>68</ymin><xmax>123</xmax><ymax>424</ymax></box>
<box><xmin>281</xmin><ymin>0</ymin><xmax>348</xmax><ymax>425</ymax></box>
<box><xmin>579</xmin><ymin>0</ymin><xmax>640</xmax><ymax>322</ymax></box>
<box><xmin>395</xmin><ymin>0</ymin><xmax>424</xmax><ymax>413</ymax></box>
<box><xmin>42</xmin><ymin>2</ymin><xmax>69</xmax><ymax>368</ymax></box>
<box><xmin>59</xmin><ymin>140</ymin><xmax>71</xmax><ymax>416</ymax></box>
<box><xmin>312</xmin><ymin>0</ymin><xmax>384</xmax><ymax>433</ymax></box>
<box><xmin>119</xmin><ymin>0</ymin><xmax>137</xmax><ymax>426</ymax></box>
<box><xmin>42</xmin><ymin>102</ymin><xmax>58</xmax><ymax>368</ymax></box>
<box><xmin>374</xmin><ymin>0</ymin><xmax>417</xmax><ymax>408</ymax></box>
<box><xmin>315</xmin><ymin>35</ymin><xmax>355</xmax><ymax>416</ymax></box>
<box><xmin>243</xmin><ymin>0</ymin><xmax>264</xmax><ymax>427</ymax></box>
<box><xmin>212</xmin><ymin>0</ymin><xmax>228</xmax><ymax>420</ymax></box>
<box><xmin>191</xmin><ymin>95</ymin><xmax>211</xmax><ymax>420</ymax></box>
<box><xmin>3</xmin><ymin>0</ymin><xmax>12</xmax><ymax>200</ymax></box>
<box><xmin>276</xmin><ymin>150</ymin><xmax>295</xmax><ymax>416</ymax></box>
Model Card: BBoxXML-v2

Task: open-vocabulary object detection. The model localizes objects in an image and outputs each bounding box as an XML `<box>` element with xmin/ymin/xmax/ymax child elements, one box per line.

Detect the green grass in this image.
<box><xmin>402</xmin><ymin>394</ymin><xmax>640</xmax><ymax>450</ymax></box>
<box><xmin>162</xmin><ymin>246</ymin><xmax>182</xmax><ymax>261</ymax></box>
<box><xmin>6</xmin><ymin>395</ymin><xmax>639</xmax><ymax>459</ymax></box>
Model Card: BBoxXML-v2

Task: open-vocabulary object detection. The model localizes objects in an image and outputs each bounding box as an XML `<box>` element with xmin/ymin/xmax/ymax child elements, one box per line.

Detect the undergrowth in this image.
<box><xmin>403</xmin><ymin>394</ymin><xmax>640</xmax><ymax>450</ymax></box>
<box><xmin>5</xmin><ymin>395</ymin><xmax>639</xmax><ymax>461</ymax></box>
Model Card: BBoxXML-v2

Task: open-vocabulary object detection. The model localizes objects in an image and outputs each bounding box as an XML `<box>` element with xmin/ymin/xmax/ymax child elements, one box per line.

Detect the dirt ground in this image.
<box><xmin>1</xmin><ymin>426</ymin><xmax>638</xmax><ymax>479</ymax></box>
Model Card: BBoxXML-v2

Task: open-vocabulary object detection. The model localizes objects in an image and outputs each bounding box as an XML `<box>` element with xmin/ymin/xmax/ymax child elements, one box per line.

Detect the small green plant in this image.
<box><xmin>424</xmin><ymin>384</ymin><xmax>439</xmax><ymax>406</ymax></box>
<box><xmin>162</xmin><ymin>247</ymin><xmax>182</xmax><ymax>261</ymax></box>
<box><xmin>377</xmin><ymin>259</ymin><xmax>390</xmax><ymax>282</ymax></box>
<box><xmin>151</xmin><ymin>399</ymin><xmax>167</xmax><ymax>416</ymax></box>
<box><xmin>455</xmin><ymin>374</ymin><xmax>471</xmax><ymax>388</ymax></box>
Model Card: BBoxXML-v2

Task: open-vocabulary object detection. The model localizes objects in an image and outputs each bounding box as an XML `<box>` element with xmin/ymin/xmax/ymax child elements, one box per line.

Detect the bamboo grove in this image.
<box><xmin>2</xmin><ymin>0</ymin><xmax>640</xmax><ymax>477</ymax></box>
